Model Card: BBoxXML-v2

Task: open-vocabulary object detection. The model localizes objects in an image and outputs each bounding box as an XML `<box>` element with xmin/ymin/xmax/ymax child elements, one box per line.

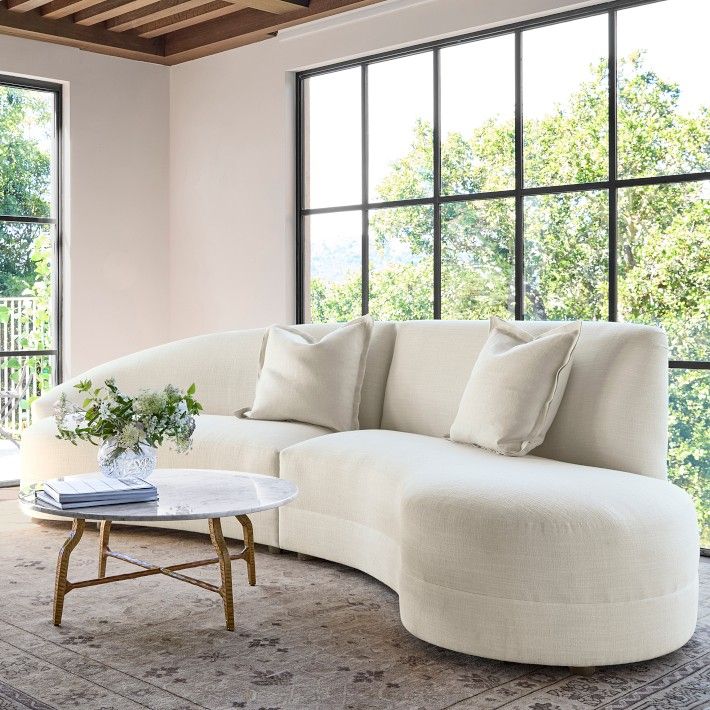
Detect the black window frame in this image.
<box><xmin>0</xmin><ymin>73</ymin><xmax>64</xmax><ymax>384</ymax></box>
<box><xmin>295</xmin><ymin>0</ymin><xmax>709</xmax><ymax>370</ymax></box>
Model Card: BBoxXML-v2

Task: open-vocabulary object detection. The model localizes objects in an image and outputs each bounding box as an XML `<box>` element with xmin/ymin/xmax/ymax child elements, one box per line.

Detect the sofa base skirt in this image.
<box><xmin>279</xmin><ymin>508</ymin><xmax>401</xmax><ymax>592</ymax></box>
<box><xmin>399</xmin><ymin>570</ymin><xmax>699</xmax><ymax>667</ymax></box>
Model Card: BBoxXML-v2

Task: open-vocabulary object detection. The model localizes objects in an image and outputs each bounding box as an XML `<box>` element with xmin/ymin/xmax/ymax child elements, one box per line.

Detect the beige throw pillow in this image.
<box><xmin>449</xmin><ymin>317</ymin><xmax>581</xmax><ymax>456</ymax></box>
<box><xmin>243</xmin><ymin>315</ymin><xmax>374</xmax><ymax>432</ymax></box>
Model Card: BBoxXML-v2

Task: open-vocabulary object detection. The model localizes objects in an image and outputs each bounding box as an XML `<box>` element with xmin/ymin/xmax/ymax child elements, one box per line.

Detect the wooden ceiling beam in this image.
<box><xmin>7</xmin><ymin>0</ymin><xmax>54</xmax><ymax>12</ymax></box>
<box><xmin>137</xmin><ymin>0</ymin><xmax>247</xmax><ymax>37</ymax></box>
<box><xmin>164</xmin><ymin>0</ymin><xmax>389</xmax><ymax>63</ymax></box>
<box><xmin>246</xmin><ymin>0</ymin><xmax>309</xmax><ymax>13</ymax></box>
<box><xmin>107</xmin><ymin>0</ymin><xmax>212</xmax><ymax>32</ymax></box>
<box><xmin>74</xmin><ymin>0</ymin><xmax>161</xmax><ymax>26</ymax></box>
<box><xmin>0</xmin><ymin>3</ymin><xmax>166</xmax><ymax>61</ymax></box>
<box><xmin>40</xmin><ymin>0</ymin><xmax>106</xmax><ymax>19</ymax></box>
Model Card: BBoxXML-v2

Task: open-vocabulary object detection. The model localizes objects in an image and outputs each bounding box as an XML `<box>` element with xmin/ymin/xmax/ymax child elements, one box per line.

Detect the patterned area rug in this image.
<box><xmin>0</xmin><ymin>513</ymin><xmax>707</xmax><ymax>710</ymax></box>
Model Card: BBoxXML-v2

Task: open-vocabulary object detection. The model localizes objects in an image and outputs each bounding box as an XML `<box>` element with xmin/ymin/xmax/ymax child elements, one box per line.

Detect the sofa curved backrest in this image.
<box><xmin>381</xmin><ymin>320</ymin><xmax>668</xmax><ymax>479</ymax></box>
<box><xmin>33</xmin><ymin>319</ymin><xmax>667</xmax><ymax>479</ymax></box>
<box><xmin>33</xmin><ymin>322</ymin><xmax>398</xmax><ymax>430</ymax></box>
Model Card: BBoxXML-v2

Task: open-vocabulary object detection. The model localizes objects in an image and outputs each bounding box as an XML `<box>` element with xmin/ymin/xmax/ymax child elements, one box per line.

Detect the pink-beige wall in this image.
<box><xmin>0</xmin><ymin>36</ymin><xmax>170</xmax><ymax>377</ymax></box>
<box><xmin>168</xmin><ymin>0</ymin><xmax>602</xmax><ymax>341</ymax></box>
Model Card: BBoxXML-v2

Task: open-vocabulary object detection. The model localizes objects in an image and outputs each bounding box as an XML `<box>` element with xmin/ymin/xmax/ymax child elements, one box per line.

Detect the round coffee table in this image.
<box><xmin>21</xmin><ymin>469</ymin><xmax>298</xmax><ymax>631</ymax></box>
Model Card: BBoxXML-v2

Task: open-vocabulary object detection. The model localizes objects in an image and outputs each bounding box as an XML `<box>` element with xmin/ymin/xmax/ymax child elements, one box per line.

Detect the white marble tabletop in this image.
<box><xmin>21</xmin><ymin>469</ymin><xmax>298</xmax><ymax>522</ymax></box>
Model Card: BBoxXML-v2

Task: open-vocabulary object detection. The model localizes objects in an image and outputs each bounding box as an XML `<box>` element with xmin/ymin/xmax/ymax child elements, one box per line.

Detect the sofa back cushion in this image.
<box><xmin>381</xmin><ymin>320</ymin><xmax>668</xmax><ymax>479</ymax></box>
<box><xmin>295</xmin><ymin>322</ymin><xmax>396</xmax><ymax>429</ymax></box>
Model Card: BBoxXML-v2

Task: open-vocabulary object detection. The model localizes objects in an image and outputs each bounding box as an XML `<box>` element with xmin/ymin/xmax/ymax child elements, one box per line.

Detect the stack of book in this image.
<box><xmin>36</xmin><ymin>477</ymin><xmax>158</xmax><ymax>510</ymax></box>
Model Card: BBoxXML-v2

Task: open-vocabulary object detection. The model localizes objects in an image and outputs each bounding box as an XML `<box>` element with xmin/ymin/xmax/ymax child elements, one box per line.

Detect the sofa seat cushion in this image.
<box><xmin>283</xmin><ymin>429</ymin><xmax>696</xmax><ymax>601</ymax></box>
<box><xmin>21</xmin><ymin>415</ymin><xmax>329</xmax><ymax>547</ymax></box>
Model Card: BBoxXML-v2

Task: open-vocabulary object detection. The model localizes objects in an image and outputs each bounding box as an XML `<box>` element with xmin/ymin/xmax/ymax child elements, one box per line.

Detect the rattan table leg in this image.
<box><xmin>98</xmin><ymin>520</ymin><xmax>111</xmax><ymax>578</ymax></box>
<box><xmin>208</xmin><ymin>518</ymin><xmax>235</xmax><ymax>631</ymax></box>
<box><xmin>53</xmin><ymin>518</ymin><xmax>85</xmax><ymax>626</ymax></box>
<box><xmin>237</xmin><ymin>514</ymin><xmax>256</xmax><ymax>586</ymax></box>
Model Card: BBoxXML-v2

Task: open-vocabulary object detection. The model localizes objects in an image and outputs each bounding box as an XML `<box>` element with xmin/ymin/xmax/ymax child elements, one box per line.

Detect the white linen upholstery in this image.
<box><xmin>450</xmin><ymin>318</ymin><xmax>581</xmax><ymax>455</ymax></box>
<box><xmin>21</xmin><ymin>319</ymin><xmax>696</xmax><ymax>667</ymax></box>
<box><xmin>382</xmin><ymin>320</ymin><xmax>669</xmax><ymax>478</ymax></box>
<box><xmin>247</xmin><ymin>315</ymin><xmax>373</xmax><ymax>431</ymax></box>
<box><xmin>21</xmin><ymin>414</ymin><xmax>328</xmax><ymax>546</ymax></box>
<box><xmin>279</xmin><ymin>430</ymin><xmax>699</xmax><ymax>666</ymax></box>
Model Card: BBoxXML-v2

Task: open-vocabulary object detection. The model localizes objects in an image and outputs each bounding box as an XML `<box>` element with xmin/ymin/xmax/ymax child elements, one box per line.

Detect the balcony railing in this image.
<box><xmin>0</xmin><ymin>296</ymin><xmax>52</xmax><ymax>441</ymax></box>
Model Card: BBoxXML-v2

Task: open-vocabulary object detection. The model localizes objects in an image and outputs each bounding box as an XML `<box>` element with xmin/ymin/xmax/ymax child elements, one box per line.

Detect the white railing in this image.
<box><xmin>0</xmin><ymin>297</ymin><xmax>49</xmax><ymax>439</ymax></box>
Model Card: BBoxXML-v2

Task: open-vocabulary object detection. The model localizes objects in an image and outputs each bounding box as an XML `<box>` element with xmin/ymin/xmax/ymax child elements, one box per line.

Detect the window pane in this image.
<box><xmin>306</xmin><ymin>212</ymin><xmax>362</xmax><ymax>323</ymax></box>
<box><xmin>669</xmin><ymin>369</ymin><xmax>709</xmax><ymax>549</ymax></box>
<box><xmin>369</xmin><ymin>53</ymin><xmax>433</xmax><ymax>202</ymax></box>
<box><xmin>0</xmin><ymin>85</ymin><xmax>54</xmax><ymax>218</ymax></box>
<box><xmin>441</xmin><ymin>199</ymin><xmax>515</xmax><ymax>319</ymax></box>
<box><xmin>523</xmin><ymin>15</ymin><xmax>608</xmax><ymax>187</ymax></box>
<box><xmin>369</xmin><ymin>205</ymin><xmax>433</xmax><ymax>320</ymax></box>
<box><xmin>0</xmin><ymin>353</ymin><xmax>54</xmax><ymax>441</ymax></box>
<box><xmin>618</xmin><ymin>0</ymin><xmax>710</xmax><ymax>179</ymax></box>
<box><xmin>304</xmin><ymin>69</ymin><xmax>361</xmax><ymax>209</ymax></box>
<box><xmin>440</xmin><ymin>35</ymin><xmax>515</xmax><ymax>195</ymax></box>
<box><xmin>524</xmin><ymin>190</ymin><xmax>608</xmax><ymax>320</ymax></box>
<box><xmin>0</xmin><ymin>222</ymin><xmax>54</xmax><ymax>351</ymax></box>
<box><xmin>618</xmin><ymin>181</ymin><xmax>709</xmax><ymax>360</ymax></box>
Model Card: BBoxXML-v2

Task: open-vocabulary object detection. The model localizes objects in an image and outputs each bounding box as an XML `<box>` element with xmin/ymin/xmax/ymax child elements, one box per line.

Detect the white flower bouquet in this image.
<box><xmin>54</xmin><ymin>378</ymin><xmax>202</xmax><ymax>478</ymax></box>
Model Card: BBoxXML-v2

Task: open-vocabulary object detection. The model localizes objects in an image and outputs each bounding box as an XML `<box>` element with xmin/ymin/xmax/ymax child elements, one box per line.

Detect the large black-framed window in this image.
<box><xmin>0</xmin><ymin>74</ymin><xmax>63</xmax><ymax>443</ymax></box>
<box><xmin>296</xmin><ymin>0</ymin><xmax>709</xmax><ymax>548</ymax></box>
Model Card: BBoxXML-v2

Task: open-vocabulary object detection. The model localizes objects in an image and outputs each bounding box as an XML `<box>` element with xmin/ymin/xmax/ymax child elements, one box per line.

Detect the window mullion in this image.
<box><xmin>295</xmin><ymin>76</ymin><xmax>305</xmax><ymax>324</ymax></box>
<box><xmin>433</xmin><ymin>48</ymin><xmax>442</xmax><ymax>320</ymax></box>
<box><xmin>514</xmin><ymin>30</ymin><xmax>524</xmax><ymax>321</ymax></box>
<box><xmin>608</xmin><ymin>9</ymin><xmax>619</xmax><ymax>322</ymax></box>
<box><xmin>361</xmin><ymin>64</ymin><xmax>369</xmax><ymax>317</ymax></box>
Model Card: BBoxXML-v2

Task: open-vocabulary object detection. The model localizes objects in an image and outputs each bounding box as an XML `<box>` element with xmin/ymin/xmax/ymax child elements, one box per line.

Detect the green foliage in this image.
<box><xmin>0</xmin><ymin>87</ymin><xmax>51</xmax><ymax>295</ymax></box>
<box><xmin>310</xmin><ymin>52</ymin><xmax>709</xmax><ymax>543</ymax></box>
<box><xmin>55</xmin><ymin>379</ymin><xmax>203</xmax><ymax>456</ymax></box>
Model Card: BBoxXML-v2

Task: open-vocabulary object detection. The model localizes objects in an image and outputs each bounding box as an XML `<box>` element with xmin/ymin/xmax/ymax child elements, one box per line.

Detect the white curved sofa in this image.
<box><xmin>21</xmin><ymin>320</ymin><xmax>699</xmax><ymax>668</ymax></box>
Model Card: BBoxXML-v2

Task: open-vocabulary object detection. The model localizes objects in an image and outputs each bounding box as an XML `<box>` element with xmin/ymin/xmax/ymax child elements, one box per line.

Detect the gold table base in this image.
<box><xmin>53</xmin><ymin>515</ymin><xmax>255</xmax><ymax>631</ymax></box>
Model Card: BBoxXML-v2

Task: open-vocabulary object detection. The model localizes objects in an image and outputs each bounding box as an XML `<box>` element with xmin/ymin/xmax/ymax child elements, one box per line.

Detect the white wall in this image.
<box><xmin>168</xmin><ymin>0</ymin><xmax>602</xmax><ymax>340</ymax></box>
<box><xmin>0</xmin><ymin>36</ymin><xmax>170</xmax><ymax>376</ymax></box>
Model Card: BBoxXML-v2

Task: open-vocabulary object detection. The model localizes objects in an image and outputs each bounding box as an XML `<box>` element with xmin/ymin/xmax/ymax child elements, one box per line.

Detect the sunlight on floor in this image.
<box><xmin>0</xmin><ymin>439</ymin><xmax>20</xmax><ymax>486</ymax></box>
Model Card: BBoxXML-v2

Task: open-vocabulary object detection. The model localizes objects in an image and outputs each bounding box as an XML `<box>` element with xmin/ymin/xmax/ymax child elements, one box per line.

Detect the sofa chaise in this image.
<box><xmin>21</xmin><ymin>320</ymin><xmax>699</xmax><ymax>668</ymax></box>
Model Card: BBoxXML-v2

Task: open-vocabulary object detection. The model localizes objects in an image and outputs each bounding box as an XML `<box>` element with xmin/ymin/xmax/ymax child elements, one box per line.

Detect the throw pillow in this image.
<box><xmin>449</xmin><ymin>317</ymin><xmax>581</xmax><ymax>456</ymax></box>
<box><xmin>242</xmin><ymin>315</ymin><xmax>374</xmax><ymax>432</ymax></box>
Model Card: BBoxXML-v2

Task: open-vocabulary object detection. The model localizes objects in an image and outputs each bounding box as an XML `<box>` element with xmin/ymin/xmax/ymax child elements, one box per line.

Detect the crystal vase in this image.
<box><xmin>97</xmin><ymin>438</ymin><xmax>157</xmax><ymax>480</ymax></box>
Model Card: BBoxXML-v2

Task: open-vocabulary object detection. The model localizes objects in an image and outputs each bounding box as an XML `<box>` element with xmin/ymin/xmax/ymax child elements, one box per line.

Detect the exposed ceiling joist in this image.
<box><xmin>138</xmin><ymin>1</ymin><xmax>247</xmax><ymax>38</ymax></box>
<box><xmin>107</xmin><ymin>0</ymin><xmax>213</xmax><ymax>33</ymax></box>
<box><xmin>40</xmin><ymin>0</ymin><xmax>106</xmax><ymax>20</ymax></box>
<box><xmin>7</xmin><ymin>0</ymin><xmax>53</xmax><ymax>12</ymax></box>
<box><xmin>248</xmin><ymin>0</ymin><xmax>308</xmax><ymax>11</ymax></box>
<box><xmin>75</xmin><ymin>0</ymin><xmax>161</xmax><ymax>25</ymax></box>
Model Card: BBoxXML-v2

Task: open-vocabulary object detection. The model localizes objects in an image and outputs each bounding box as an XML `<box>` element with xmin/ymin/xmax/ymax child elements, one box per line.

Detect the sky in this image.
<box><xmin>305</xmin><ymin>0</ymin><xmax>710</xmax><ymax>283</ymax></box>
